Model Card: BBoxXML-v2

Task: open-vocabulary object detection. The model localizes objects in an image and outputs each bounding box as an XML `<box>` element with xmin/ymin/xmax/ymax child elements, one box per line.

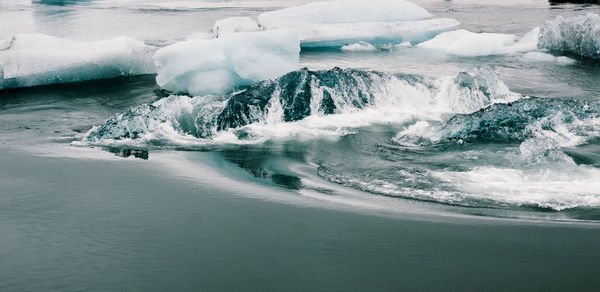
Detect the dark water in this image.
<box><xmin>2</xmin><ymin>0</ymin><xmax>600</xmax><ymax>290</ymax></box>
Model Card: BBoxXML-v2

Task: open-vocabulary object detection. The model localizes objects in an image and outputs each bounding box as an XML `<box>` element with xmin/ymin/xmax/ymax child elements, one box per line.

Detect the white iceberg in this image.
<box><xmin>153</xmin><ymin>29</ymin><xmax>300</xmax><ymax>96</ymax></box>
<box><xmin>258</xmin><ymin>0</ymin><xmax>432</xmax><ymax>28</ymax></box>
<box><xmin>256</xmin><ymin>0</ymin><xmax>459</xmax><ymax>48</ymax></box>
<box><xmin>297</xmin><ymin>18</ymin><xmax>460</xmax><ymax>48</ymax></box>
<box><xmin>417</xmin><ymin>28</ymin><xmax>539</xmax><ymax>56</ymax></box>
<box><xmin>213</xmin><ymin>16</ymin><xmax>261</xmax><ymax>38</ymax></box>
<box><xmin>0</xmin><ymin>33</ymin><xmax>156</xmax><ymax>89</ymax></box>
<box><xmin>538</xmin><ymin>13</ymin><xmax>600</xmax><ymax>60</ymax></box>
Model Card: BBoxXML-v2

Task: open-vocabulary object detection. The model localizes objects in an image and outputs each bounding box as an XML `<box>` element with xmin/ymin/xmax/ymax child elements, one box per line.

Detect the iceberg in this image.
<box><xmin>256</xmin><ymin>0</ymin><xmax>459</xmax><ymax>48</ymax></box>
<box><xmin>417</xmin><ymin>28</ymin><xmax>539</xmax><ymax>56</ymax></box>
<box><xmin>213</xmin><ymin>17</ymin><xmax>261</xmax><ymax>38</ymax></box>
<box><xmin>258</xmin><ymin>0</ymin><xmax>432</xmax><ymax>29</ymax></box>
<box><xmin>0</xmin><ymin>33</ymin><xmax>156</xmax><ymax>90</ymax></box>
<box><xmin>538</xmin><ymin>13</ymin><xmax>600</xmax><ymax>60</ymax></box>
<box><xmin>522</xmin><ymin>52</ymin><xmax>576</xmax><ymax>64</ymax></box>
<box><xmin>153</xmin><ymin>29</ymin><xmax>300</xmax><ymax>96</ymax></box>
<box><xmin>297</xmin><ymin>18</ymin><xmax>460</xmax><ymax>48</ymax></box>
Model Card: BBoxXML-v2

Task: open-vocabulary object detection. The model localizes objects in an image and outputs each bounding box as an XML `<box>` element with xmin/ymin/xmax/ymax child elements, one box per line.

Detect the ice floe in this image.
<box><xmin>417</xmin><ymin>28</ymin><xmax>539</xmax><ymax>56</ymax></box>
<box><xmin>256</xmin><ymin>0</ymin><xmax>459</xmax><ymax>48</ymax></box>
<box><xmin>153</xmin><ymin>29</ymin><xmax>300</xmax><ymax>96</ymax></box>
<box><xmin>522</xmin><ymin>52</ymin><xmax>576</xmax><ymax>65</ymax></box>
<box><xmin>0</xmin><ymin>33</ymin><xmax>156</xmax><ymax>90</ymax></box>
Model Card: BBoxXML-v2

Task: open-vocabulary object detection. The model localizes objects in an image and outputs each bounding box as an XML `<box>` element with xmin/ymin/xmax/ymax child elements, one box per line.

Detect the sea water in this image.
<box><xmin>1</xmin><ymin>0</ymin><xmax>600</xmax><ymax>290</ymax></box>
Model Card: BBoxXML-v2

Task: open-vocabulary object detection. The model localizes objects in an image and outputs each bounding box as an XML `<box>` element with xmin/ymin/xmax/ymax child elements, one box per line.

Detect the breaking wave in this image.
<box><xmin>76</xmin><ymin>66</ymin><xmax>600</xmax><ymax>214</ymax></box>
<box><xmin>81</xmin><ymin>67</ymin><xmax>520</xmax><ymax>146</ymax></box>
<box><xmin>396</xmin><ymin>97</ymin><xmax>600</xmax><ymax>147</ymax></box>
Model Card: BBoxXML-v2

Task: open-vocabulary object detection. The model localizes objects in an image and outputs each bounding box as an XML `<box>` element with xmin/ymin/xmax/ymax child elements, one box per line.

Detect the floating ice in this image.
<box><xmin>256</xmin><ymin>0</ymin><xmax>459</xmax><ymax>48</ymax></box>
<box><xmin>417</xmin><ymin>28</ymin><xmax>539</xmax><ymax>56</ymax></box>
<box><xmin>153</xmin><ymin>29</ymin><xmax>300</xmax><ymax>96</ymax></box>
<box><xmin>213</xmin><ymin>17</ymin><xmax>261</xmax><ymax>38</ymax></box>
<box><xmin>297</xmin><ymin>18</ymin><xmax>461</xmax><ymax>48</ymax></box>
<box><xmin>258</xmin><ymin>0</ymin><xmax>432</xmax><ymax>29</ymax></box>
<box><xmin>341</xmin><ymin>42</ymin><xmax>377</xmax><ymax>51</ymax></box>
<box><xmin>0</xmin><ymin>33</ymin><xmax>156</xmax><ymax>90</ymax></box>
<box><xmin>522</xmin><ymin>52</ymin><xmax>576</xmax><ymax>64</ymax></box>
<box><xmin>538</xmin><ymin>13</ymin><xmax>600</xmax><ymax>60</ymax></box>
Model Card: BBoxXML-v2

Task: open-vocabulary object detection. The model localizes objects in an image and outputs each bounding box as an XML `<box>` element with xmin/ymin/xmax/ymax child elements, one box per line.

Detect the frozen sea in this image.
<box><xmin>1</xmin><ymin>0</ymin><xmax>600</xmax><ymax>290</ymax></box>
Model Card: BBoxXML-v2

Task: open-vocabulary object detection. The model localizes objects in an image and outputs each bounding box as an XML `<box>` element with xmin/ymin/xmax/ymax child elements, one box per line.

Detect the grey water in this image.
<box><xmin>1</xmin><ymin>0</ymin><xmax>600</xmax><ymax>291</ymax></box>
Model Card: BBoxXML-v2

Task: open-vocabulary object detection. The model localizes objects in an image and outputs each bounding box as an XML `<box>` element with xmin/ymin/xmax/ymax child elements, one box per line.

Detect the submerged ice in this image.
<box><xmin>0</xmin><ymin>33</ymin><xmax>156</xmax><ymax>89</ymax></box>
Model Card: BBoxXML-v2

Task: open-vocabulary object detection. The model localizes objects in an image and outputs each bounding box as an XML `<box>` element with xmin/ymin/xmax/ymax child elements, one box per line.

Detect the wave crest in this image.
<box><xmin>82</xmin><ymin>67</ymin><xmax>519</xmax><ymax>146</ymax></box>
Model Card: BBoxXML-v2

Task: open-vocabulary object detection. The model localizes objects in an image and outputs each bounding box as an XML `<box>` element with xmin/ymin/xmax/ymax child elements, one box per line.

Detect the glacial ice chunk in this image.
<box><xmin>417</xmin><ymin>28</ymin><xmax>539</xmax><ymax>56</ymax></box>
<box><xmin>258</xmin><ymin>0</ymin><xmax>432</xmax><ymax>29</ymax></box>
<box><xmin>522</xmin><ymin>52</ymin><xmax>576</xmax><ymax>65</ymax></box>
<box><xmin>538</xmin><ymin>13</ymin><xmax>600</xmax><ymax>60</ymax></box>
<box><xmin>213</xmin><ymin>17</ymin><xmax>261</xmax><ymax>38</ymax></box>
<box><xmin>0</xmin><ymin>33</ymin><xmax>156</xmax><ymax>90</ymax></box>
<box><xmin>153</xmin><ymin>29</ymin><xmax>300</xmax><ymax>96</ymax></box>
<box><xmin>256</xmin><ymin>0</ymin><xmax>459</xmax><ymax>48</ymax></box>
<box><xmin>297</xmin><ymin>18</ymin><xmax>460</xmax><ymax>48</ymax></box>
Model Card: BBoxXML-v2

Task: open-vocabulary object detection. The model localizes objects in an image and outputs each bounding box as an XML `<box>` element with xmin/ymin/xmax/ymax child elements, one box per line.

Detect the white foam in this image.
<box><xmin>0</xmin><ymin>33</ymin><xmax>156</xmax><ymax>89</ymax></box>
<box><xmin>85</xmin><ymin>68</ymin><xmax>520</xmax><ymax>146</ymax></box>
<box><xmin>153</xmin><ymin>29</ymin><xmax>300</xmax><ymax>96</ymax></box>
<box><xmin>522</xmin><ymin>52</ymin><xmax>576</xmax><ymax>65</ymax></box>
<box><xmin>211</xmin><ymin>69</ymin><xmax>519</xmax><ymax>144</ymax></box>
<box><xmin>432</xmin><ymin>165</ymin><xmax>600</xmax><ymax>211</ymax></box>
<box><xmin>341</xmin><ymin>42</ymin><xmax>377</xmax><ymax>51</ymax></box>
